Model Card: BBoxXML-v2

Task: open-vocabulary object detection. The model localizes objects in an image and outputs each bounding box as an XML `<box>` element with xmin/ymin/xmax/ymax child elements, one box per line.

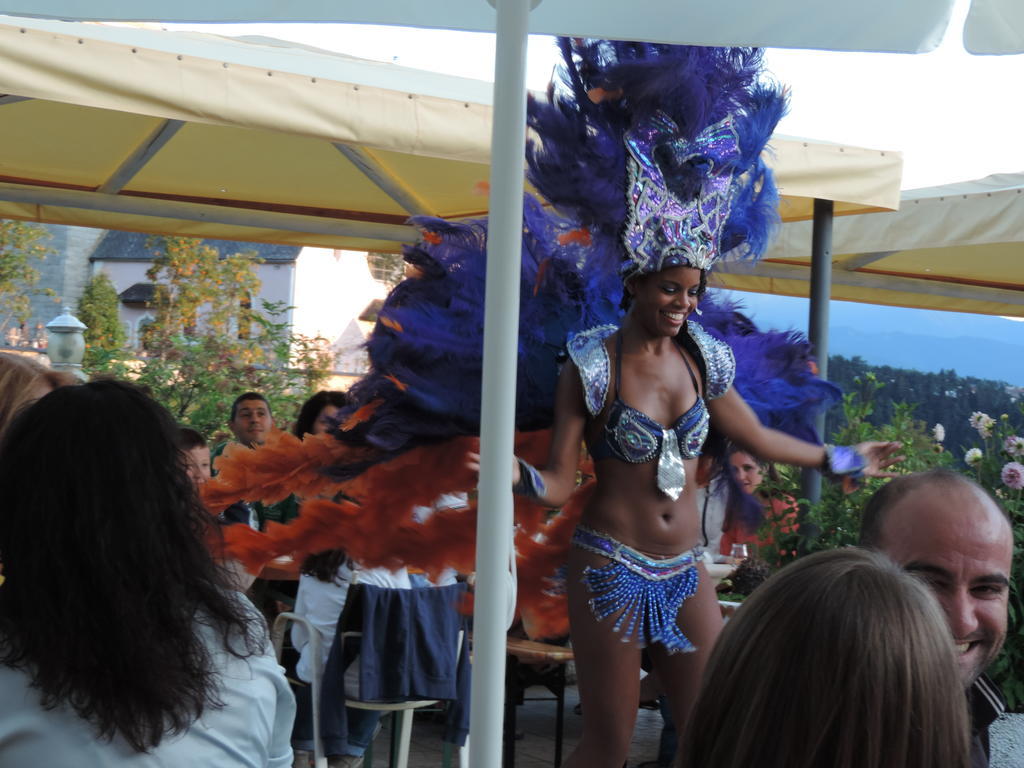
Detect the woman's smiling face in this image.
<box><xmin>627</xmin><ymin>265</ymin><xmax>702</xmax><ymax>336</ymax></box>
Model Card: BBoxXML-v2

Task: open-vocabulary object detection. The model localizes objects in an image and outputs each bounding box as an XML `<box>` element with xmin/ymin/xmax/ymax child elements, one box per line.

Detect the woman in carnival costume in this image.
<box><xmin>501</xmin><ymin>40</ymin><xmax>900</xmax><ymax>768</ymax></box>
<box><xmin>205</xmin><ymin>40</ymin><xmax>899</xmax><ymax>766</ymax></box>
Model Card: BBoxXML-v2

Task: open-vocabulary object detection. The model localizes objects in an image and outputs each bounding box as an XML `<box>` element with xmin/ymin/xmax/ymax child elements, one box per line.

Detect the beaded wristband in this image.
<box><xmin>822</xmin><ymin>444</ymin><xmax>867</xmax><ymax>491</ymax></box>
<box><xmin>512</xmin><ymin>457</ymin><xmax>547</xmax><ymax>499</ymax></box>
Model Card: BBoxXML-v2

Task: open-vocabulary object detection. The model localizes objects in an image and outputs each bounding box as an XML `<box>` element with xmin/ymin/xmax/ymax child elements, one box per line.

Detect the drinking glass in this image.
<box><xmin>729</xmin><ymin>543</ymin><xmax>749</xmax><ymax>564</ymax></box>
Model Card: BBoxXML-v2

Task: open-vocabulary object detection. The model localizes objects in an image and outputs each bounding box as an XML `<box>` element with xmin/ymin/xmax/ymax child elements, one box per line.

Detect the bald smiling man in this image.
<box><xmin>860</xmin><ymin>469</ymin><xmax>1013</xmax><ymax>768</ymax></box>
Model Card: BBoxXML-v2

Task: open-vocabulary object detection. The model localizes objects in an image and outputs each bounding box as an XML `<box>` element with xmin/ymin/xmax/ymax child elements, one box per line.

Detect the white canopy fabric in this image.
<box><xmin>964</xmin><ymin>0</ymin><xmax>1024</xmax><ymax>53</ymax></box>
<box><xmin>18</xmin><ymin>0</ymin><xmax>1024</xmax><ymax>56</ymax></box>
<box><xmin>0</xmin><ymin>0</ymin><xmax>958</xmax><ymax>54</ymax></box>
<box><xmin>716</xmin><ymin>173</ymin><xmax>1024</xmax><ymax>316</ymax></box>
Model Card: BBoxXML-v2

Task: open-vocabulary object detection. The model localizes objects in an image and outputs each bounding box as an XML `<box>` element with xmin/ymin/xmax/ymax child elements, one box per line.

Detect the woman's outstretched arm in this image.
<box><xmin>708</xmin><ymin>388</ymin><xmax>903</xmax><ymax>477</ymax></box>
<box><xmin>466</xmin><ymin>362</ymin><xmax>589</xmax><ymax>508</ymax></box>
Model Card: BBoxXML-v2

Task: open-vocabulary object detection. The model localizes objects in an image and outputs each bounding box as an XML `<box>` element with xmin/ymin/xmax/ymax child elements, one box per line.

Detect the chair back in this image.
<box><xmin>332</xmin><ymin>582</ymin><xmax>468</xmax><ymax>702</ymax></box>
<box><xmin>321</xmin><ymin>582</ymin><xmax>472</xmax><ymax>761</ymax></box>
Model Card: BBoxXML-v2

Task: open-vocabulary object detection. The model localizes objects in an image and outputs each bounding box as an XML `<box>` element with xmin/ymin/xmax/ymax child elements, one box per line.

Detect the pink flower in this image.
<box><xmin>1004</xmin><ymin>435</ymin><xmax>1024</xmax><ymax>459</ymax></box>
<box><xmin>1000</xmin><ymin>461</ymin><xmax>1024</xmax><ymax>491</ymax></box>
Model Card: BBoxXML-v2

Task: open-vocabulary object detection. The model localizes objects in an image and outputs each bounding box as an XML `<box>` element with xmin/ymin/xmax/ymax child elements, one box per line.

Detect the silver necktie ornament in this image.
<box><xmin>656</xmin><ymin>429</ymin><xmax>685</xmax><ymax>500</ymax></box>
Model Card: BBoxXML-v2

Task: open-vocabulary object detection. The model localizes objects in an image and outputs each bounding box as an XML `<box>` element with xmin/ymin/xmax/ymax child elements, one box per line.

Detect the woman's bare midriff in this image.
<box><xmin>579</xmin><ymin>456</ymin><xmax>703</xmax><ymax>557</ymax></box>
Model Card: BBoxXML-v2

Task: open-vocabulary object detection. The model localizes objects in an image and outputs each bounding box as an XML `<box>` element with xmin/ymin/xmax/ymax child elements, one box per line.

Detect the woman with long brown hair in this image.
<box><xmin>0</xmin><ymin>352</ymin><xmax>71</xmax><ymax>437</ymax></box>
<box><xmin>0</xmin><ymin>381</ymin><xmax>295</xmax><ymax>766</ymax></box>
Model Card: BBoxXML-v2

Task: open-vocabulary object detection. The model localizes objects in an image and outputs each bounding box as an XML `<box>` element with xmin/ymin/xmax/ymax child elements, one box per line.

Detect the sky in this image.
<box><xmin>161</xmin><ymin>5</ymin><xmax>1024</xmax><ymax>369</ymax></box>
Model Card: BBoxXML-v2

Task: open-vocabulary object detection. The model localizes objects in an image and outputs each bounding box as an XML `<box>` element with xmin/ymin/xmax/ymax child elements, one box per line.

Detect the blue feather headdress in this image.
<box><xmin>526</xmin><ymin>39</ymin><xmax>786</xmax><ymax>281</ymax></box>
<box><xmin>322</xmin><ymin>40</ymin><xmax>829</xmax><ymax>480</ymax></box>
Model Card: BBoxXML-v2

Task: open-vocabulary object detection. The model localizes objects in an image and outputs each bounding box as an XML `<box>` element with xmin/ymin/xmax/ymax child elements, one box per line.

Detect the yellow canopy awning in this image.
<box><xmin>714</xmin><ymin>173</ymin><xmax>1024</xmax><ymax>317</ymax></box>
<box><xmin>0</xmin><ymin>17</ymin><xmax>901</xmax><ymax>253</ymax></box>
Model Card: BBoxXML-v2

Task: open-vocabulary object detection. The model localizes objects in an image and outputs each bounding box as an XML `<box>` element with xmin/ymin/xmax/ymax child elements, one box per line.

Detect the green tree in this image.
<box><xmin>77</xmin><ymin>272</ymin><xmax>126</xmax><ymax>366</ymax></box>
<box><xmin>826</xmin><ymin>355</ymin><xmax>1020</xmax><ymax>453</ymax></box>
<box><xmin>144</xmin><ymin>236</ymin><xmax>264</xmax><ymax>343</ymax></box>
<box><xmin>0</xmin><ymin>220</ymin><xmax>55</xmax><ymax>338</ymax></box>
<box><xmin>87</xmin><ymin>236</ymin><xmax>333</xmax><ymax>437</ymax></box>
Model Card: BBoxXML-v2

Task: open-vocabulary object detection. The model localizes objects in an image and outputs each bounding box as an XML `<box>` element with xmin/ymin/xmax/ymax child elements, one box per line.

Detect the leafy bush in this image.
<box><xmin>956</xmin><ymin>405</ymin><xmax>1024</xmax><ymax>710</ymax></box>
<box><xmin>763</xmin><ymin>372</ymin><xmax>949</xmax><ymax>566</ymax></box>
<box><xmin>77</xmin><ymin>272</ymin><xmax>126</xmax><ymax>367</ymax></box>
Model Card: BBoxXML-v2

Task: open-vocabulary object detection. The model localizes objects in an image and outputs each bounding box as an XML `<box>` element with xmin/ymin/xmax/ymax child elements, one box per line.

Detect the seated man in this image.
<box><xmin>859</xmin><ymin>469</ymin><xmax>1013</xmax><ymax>768</ymax></box>
<box><xmin>212</xmin><ymin>392</ymin><xmax>295</xmax><ymax>528</ymax></box>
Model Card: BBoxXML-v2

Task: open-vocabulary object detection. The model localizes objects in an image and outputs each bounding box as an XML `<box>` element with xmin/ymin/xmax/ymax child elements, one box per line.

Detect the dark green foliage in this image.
<box><xmin>761</xmin><ymin>372</ymin><xmax>949</xmax><ymax>563</ymax></box>
<box><xmin>826</xmin><ymin>355</ymin><xmax>1021</xmax><ymax>454</ymax></box>
<box><xmin>77</xmin><ymin>272</ymin><xmax>127</xmax><ymax>367</ymax></box>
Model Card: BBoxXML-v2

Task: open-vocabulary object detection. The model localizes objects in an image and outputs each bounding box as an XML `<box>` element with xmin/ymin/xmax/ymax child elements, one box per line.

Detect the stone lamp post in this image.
<box><xmin>46</xmin><ymin>307</ymin><xmax>87</xmax><ymax>381</ymax></box>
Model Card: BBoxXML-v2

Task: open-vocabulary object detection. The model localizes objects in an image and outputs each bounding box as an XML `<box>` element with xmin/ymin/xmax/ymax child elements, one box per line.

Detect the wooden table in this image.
<box><xmin>504</xmin><ymin>637</ymin><xmax>575</xmax><ymax>768</ymax></box>
<box><xmin>260</xmin><ymin>555</ymin><xmax>300</xmax><ymax>581</ymax></box>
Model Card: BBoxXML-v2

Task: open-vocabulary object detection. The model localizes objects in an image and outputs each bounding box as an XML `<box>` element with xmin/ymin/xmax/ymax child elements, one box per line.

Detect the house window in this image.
<box><xmin>366</xmin><ymin>252</ymin><xmax>404</xmax><ymax>289</ymax></box>
<box><xmin>136</xmin><ymin>315</ymin><xmax>155</xmax><ymax>352</ymax></box>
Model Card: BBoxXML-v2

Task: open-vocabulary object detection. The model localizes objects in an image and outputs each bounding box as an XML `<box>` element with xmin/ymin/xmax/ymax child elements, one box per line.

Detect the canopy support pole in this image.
<box><xmin>0</xmin><ymin>181</ymin><xmax>416</xmax><ymax>242</ymax></box>
<box><xmin>800</xmin><ymin>197</ymin><xmax>833</xmax><ymax>518</ymax></box>
<box><xmin>332</xmin><ymin>143</ymin><xmax>432</xmax><ymax>216</ymax></box>
<box><xmin>470</xmin><ymin>0</ymin><xmax>530</xmax><ymax>766</ymax></box>
<box><xmin>97</xmin><ymin>119</ymin><xmax>184</xmax><ymax>194</ymax></box>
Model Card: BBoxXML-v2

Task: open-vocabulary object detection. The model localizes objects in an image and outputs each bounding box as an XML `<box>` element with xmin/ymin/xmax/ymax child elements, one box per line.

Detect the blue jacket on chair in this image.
<box><xmin>320</xmin><ymin>582</ymin><xmax>472</xmax><ymax>753</ymax></box>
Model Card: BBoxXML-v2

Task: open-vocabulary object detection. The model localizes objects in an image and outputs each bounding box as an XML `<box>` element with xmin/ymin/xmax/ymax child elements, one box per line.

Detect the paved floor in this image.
<box><xmin>991</xmin><ymin>714</ymin><xmax>1024</xmax><ymax>768</ymax></box>
<box><xmin>370</xmin><ymin>684</ymin><xmax>665</xmax><ymax>768</ymax></box>
<box><xmin>357</xmin><ymin>688</ymin><xmax>1024</xmax><ymax>768</ymax></box>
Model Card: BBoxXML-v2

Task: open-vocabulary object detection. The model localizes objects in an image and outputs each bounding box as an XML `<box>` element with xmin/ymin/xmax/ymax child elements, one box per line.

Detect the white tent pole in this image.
<box><xmin>469</xmin><ymin>0</ymin><xmax>530</xmax><ymax>765</ymax></box>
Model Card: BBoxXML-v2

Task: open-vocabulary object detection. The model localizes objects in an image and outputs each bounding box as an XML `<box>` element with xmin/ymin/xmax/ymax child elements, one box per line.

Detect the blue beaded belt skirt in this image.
<box><xmin>572</xmin><ymin>524</ymin><xmax>701</xmax><ymax>654</ymax></box>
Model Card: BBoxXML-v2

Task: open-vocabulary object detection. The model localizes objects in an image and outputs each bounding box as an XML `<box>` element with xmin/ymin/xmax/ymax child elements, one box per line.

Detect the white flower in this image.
<box><xmin>1004</xmin><ymin>435</ymin><xmax>1024</xmax><ymax>459</ymax></box>
<box><xmin>969</xmin><ymin>411</ymin><xmax>995</xmax><ymax>438</ymax></box>
<box><xmin>964</xmin><ymin>448</ymin><xmax>984</xmax><ymax>467</ymax></box>
<box><xmin>932</xmin><ymin>423</ymin><xmax>945</xmax><ymax>443</ymax></box>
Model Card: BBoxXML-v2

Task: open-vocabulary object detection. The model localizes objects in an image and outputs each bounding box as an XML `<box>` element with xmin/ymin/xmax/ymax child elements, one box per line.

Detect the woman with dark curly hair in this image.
<box><xmin>293</xmin><ymin>390</ymin><xmax>349</xmax><ymax>440</ymax></box>
<box><xmin>0</xmin><ymin>380</ymin><xmax>295</xmax><ymax>766</ymax></box>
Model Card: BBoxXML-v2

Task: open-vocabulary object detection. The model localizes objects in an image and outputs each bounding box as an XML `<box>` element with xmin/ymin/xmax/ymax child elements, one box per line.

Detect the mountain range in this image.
<box><xmin>716</xmin><ymin>290</ymin><xmax>1024</xmax><ymax>387</ymax></box>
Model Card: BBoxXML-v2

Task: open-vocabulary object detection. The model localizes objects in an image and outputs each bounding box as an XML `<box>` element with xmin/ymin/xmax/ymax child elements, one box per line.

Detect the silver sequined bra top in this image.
<box><xmin>567</xmin><ymin>321</ymin><xmax>735</xmax><ymax>500</ymax></box>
